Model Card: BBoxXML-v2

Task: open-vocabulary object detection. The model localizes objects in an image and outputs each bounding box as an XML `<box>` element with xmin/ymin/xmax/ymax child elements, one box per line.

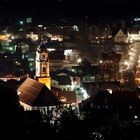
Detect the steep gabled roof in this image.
<box><xmin>49</xmin><ymin>50</ymin><xmax>65</xmax><ymax>60</ymax></box>
<box><xmin>57</xmin><ymin>75</ymin><xmax>71</xmax><ymax>85</ymax></box>
<box><xmin>115</xmin><ymin>29</ymin><xmax>127</xmax><ymax>37</ymax></box>
<box><xmin>18</xmin><ymin>78</ymin><xmax>61</xmax><ymax>106</ymax></box>
<box><xmin>37</xmin><ymin>43</ymin><xmax>49</xmax><ymax>53</ymax></box>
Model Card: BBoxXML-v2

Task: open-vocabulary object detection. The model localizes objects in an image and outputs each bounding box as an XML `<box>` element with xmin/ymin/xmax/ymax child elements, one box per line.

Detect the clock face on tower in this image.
<box><xmin>41</xmin><ymin>52</ymin><xmax>48</xmax><ymax>61</ymax></box>
<box><xmin>35</xmin><ymin>43</ymin><xmax>50</xmax><ymax>77</ymax></box>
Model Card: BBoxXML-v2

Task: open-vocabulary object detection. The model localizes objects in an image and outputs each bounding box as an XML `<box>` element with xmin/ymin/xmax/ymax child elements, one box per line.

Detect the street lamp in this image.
<box><xmin>77</xmin><ymin>58</ymin><xmax>82</xmax><ymax>63</ymax></box>
<box><xmin>19</xmin><ymin>20</ymin><xmax>24</xmax><ymax>25</ymax></box>
<box><xmin>99</xmin><ymin>60</ymin><xmax>103</xmax><ymax>64</ymax></box>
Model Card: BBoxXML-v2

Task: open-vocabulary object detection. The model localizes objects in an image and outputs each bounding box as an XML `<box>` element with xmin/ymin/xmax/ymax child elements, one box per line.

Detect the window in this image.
<box><xmin>67</xmin><ymin>87</ymin><xmax>71</xmax><ymax>91</ymax></box>
<box><xmin>42</xmin><ymin>55</ymin><xmax>45</xmax><ymax>59</ymax></box>
<box><xmin>43</xmin><ymin>67</ymin><xmax>46</xmax><ymax>72</ymax></box>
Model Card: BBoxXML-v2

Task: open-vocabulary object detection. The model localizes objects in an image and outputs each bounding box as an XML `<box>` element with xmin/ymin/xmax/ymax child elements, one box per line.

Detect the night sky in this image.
<box><xmin>0</xmin><ymin>0</ymin><xmax>140</xmax><ymax>21</ymax></box>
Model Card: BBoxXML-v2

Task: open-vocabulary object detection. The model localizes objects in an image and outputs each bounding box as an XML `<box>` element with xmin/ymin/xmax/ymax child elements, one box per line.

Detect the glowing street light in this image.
<box><xmin>134</xmin><ymin>115</ymin><xmax>138</xmax><ymax>119</ymax></box>
<box><xmin>77</xmin><ymin>58</ymin><xmax>82</xmax><ymax>63</ymax></box>
<box><xmin>124</xmin><ymin>61</ymin><xmax>128</xmax><ymax>66</ymax></box>
<box><xmin>20</xmin><ymin>20</ymin><xmax>24</xmax><ymax>25</ymax></box>
<box><xmin>99</xmin><ymin>60</ymin><xmax>103</xmax><ymax>64</ymax></box>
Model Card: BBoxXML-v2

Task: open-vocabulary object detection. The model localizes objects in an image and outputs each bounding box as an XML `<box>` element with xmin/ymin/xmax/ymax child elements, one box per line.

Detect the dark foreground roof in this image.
<box><xmin>18</xmin><ymin>78</ymin><xmax>61</xmax><ymax>106</ymax></box>
<box><xmin>52</xmin><ymin>87</ymin><xmax>77</xmax><ymax>104</ymax></box>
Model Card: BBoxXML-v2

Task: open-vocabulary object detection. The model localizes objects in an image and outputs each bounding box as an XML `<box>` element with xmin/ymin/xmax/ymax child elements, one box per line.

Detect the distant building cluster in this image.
<box><xmin>0</xmin><ymin>17</ymin><xmax>140</xmax><ymax>113</ymax></box>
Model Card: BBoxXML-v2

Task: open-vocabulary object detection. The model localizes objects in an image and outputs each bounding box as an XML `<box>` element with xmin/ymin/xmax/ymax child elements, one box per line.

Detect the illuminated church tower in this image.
<box><xmin>35</xmin><ymin>42</ymin><xmax>51</xmax><ymax>89</ymax></box>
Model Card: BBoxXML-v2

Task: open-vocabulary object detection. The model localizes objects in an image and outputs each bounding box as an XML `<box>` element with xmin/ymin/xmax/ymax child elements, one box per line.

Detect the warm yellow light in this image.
<box><xmin>124</xmin><ymin>61</ymin><xmax>128</xmax><ymax>65</ymax></box>
<box><xmin>51</xmin><ymin>35</ymin><xmax>63</xmax><ymax>42</ymax></box>
<box><xmin>128</xmin><ymin>52</ymin><xmax>133</xmax><ymax>55</ymax></box>
<box><xmin>0</xmin><ymin>34</ymin><xmax>9</xmax><ymax>41</ymax></box>
<box><xmin>77</xmin><ymin>58</ymin><xmax>82</xmax><ymax>63</ymax></box>
<box><xmin>99</xmin><ymin>60</ymin><xmax>103</xmax><ymax>63</ymax></box>
<box><xmin>38</xmin><ymin>77</ymin><xmax>51</xmax><ymax>90</ymax></box>
<box><xmin>138</xmin><ymin>60</ymin><xmax>140</xmax><ymax>63</ymax></box>
<box><xmin>107</xmin><ymin>89</ymin><xmax>112</xmax><ymax>94</ymax></box>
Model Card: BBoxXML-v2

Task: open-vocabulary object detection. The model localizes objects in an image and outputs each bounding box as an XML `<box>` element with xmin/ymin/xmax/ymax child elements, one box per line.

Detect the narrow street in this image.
<box><xmin>119</xmin><ymin>42</ymin><xmax>140</xmax><ymax>88</ymax></box>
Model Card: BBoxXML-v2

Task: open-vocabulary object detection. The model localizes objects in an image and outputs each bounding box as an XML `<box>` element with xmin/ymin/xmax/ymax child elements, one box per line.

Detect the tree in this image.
<box><xmin>22</xmin><ymin>57</ymin><xmax>30</xmax><ymax>74</ymax></box>
<box><xmin>0</xmin><ymin>85</ymin><xmax>25</xmax><ymax>138</ymax></box>
<box><xmin>0</xmin><ymin>42</ymin><xmax>3</xmax><ymax>51</ymax></box>
<box><xmin>15</xmin><ymin>46</ymin><xmax>22</xmax><ymax>60</ymax></box>
<box><xmin>80</xmin><ymin>58</ymin><xmax>92</xmax><ymax>75</ymax></box>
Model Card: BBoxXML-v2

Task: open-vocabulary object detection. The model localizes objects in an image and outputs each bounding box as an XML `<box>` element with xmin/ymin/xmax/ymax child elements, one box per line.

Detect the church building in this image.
<box><xmin>35</xmin><ymin>43</ymin><xmax>51</xmax><ymax>89</ymax></box>
<box><xmin>17</xmin><ymin>42</ymin><xmax>77</xmax><ymax>111</ymax></box>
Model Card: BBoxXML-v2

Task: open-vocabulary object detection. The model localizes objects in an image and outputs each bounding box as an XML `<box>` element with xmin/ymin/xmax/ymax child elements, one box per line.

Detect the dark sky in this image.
<box><xmin>0</xmin><ymin>0</ymin><xmax>139</xmax><ymax>21</ymax></box>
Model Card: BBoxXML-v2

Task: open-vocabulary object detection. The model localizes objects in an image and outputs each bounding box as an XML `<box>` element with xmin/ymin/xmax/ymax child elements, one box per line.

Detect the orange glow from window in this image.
<box><xmin>38</xmin><ymin>77</ymin><xmax>51</xmax><ymax>90</ymax></box>
<box><xmin>0</xmin><ymin>34</ymin><xmax>9</xmax><ymax>41</ymax></box>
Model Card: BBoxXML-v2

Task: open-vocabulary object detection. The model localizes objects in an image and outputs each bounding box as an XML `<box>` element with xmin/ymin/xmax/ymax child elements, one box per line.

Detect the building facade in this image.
<box><xmin>35</xmin><ymin>43</ymin><xmax>51</xmax><ymax>89</ymax></box>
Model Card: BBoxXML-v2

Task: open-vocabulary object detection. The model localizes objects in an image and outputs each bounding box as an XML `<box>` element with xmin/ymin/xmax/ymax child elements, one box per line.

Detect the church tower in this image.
<box><xmin>35</xmin><ymin>43</ymin><xmax>51</xmax><ymax>89</ymax></box>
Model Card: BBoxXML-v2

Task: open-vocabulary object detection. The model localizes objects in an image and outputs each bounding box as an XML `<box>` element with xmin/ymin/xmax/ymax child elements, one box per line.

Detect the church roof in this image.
<box><xmin>51</xmin><ymin>69</ymin><xmax>78</xmax><ymax>79</ymax></box>
<box><xmin>37</xmin><ymin>43</ymin><xmax>49</xmax><ymax>53</ymax></box>
<box><xmin>18</xmin><ymin>78</ymin><xmax>61</xmax><ymax>106</ymax></box>
<box><xmin>37</xmin><ymin>40</ymin><xmax>60</xmax><ymax>53</ymax></box>
<box><xmin>49</xmin><ymin>50</ymin><xmax>65</xmax><ymax>60</ymax></box>
<box><xmin>56</xmin><ymin>75</ymin><xmax>71</xmax><ymax>85</ymax></box>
